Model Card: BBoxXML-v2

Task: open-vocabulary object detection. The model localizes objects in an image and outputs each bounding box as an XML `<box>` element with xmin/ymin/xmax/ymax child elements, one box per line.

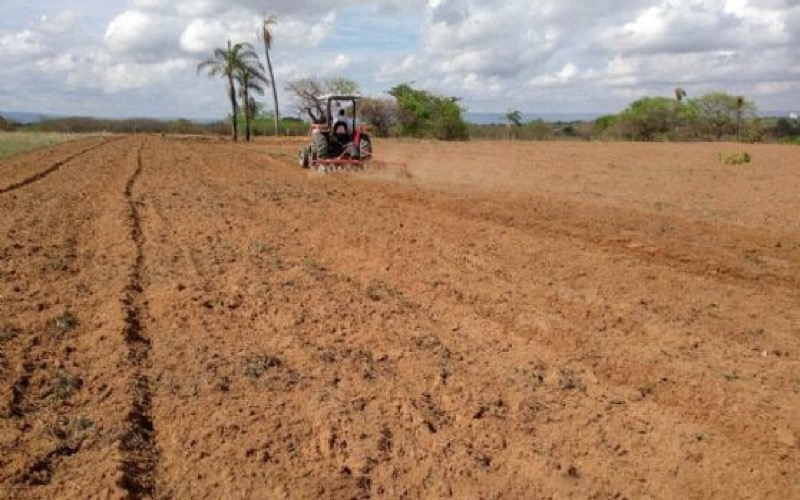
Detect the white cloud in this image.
<box><xmin>105</xmin><ymin>10</ymin><xmax>182</xmax><ymax>59</ymax></box>
<box><xmin>0</xmin><ymin>29</ymin><xmax>47</xmax><ymax>62</ymax></box>
<box><xmin>1</xmin><ymin>0</ymin><xmax>799</xmax><ymax>117</ymax></box>
<box><xmin>529</xmin><ymin>63</ymin><xmax>579</xmax><ymax>87</ymax></box>
<box><xmin>324</xmin><ymin>54</ymin><xmax>351</xmax><ymax>73</ymax></box>
<box><xmin>102</xmin><ymin>58</ymin><xmax>193</xmax><ymax>92</ymax></box>
<box><xmin>38</xmin><ymin>11</ymin><xmax>81</xmax><ymax>35</ymax></box>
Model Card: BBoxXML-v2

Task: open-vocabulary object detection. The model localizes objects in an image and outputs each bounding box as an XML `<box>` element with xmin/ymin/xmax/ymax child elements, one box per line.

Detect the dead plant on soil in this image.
<box><xmin>0</xmin><ymin>324</ymin><xmax>21</xmax><ymax>342</ymax></box>
<box><xmin>47</xmin><ymin>416</ymin><xmax>95</xmax><ymax>449</ymax></box>
<box><xmin>302</xmin><ymin>258</ymin><xmax>327</xmax><ymax>279</ymax></box>
<box><xmin>44</xmin><ymin>369</ymin><xmax>82</xmax><ymax>401</ymax></box>
<box><xmin>52</xmin><ymin>311</ymin><xmax>78</xmax><ymax>333</ymax></box>
<box><xmin>365</xmin><ymin>280</ymin><xmax>418</xmax><ymax>310</ymax></box>
<box><xmin>243</xmin><ymin>354</ymin><xmax>282</xmax><ymax>379</ymax></box>
<box><xmin>521</xmin><ymin>361</ymin><xmax>547</xmax><ymax>388</ymax></box>
<box><xmin>558</xmin><ymin>369</ymin><xmax>586</xmax><ymax>391</ymax></box>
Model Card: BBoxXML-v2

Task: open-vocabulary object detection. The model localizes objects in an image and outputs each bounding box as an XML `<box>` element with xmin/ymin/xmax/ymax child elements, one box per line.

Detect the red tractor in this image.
<box><xmin>298</xmin><ymin>95</ymin><xmax>372</xmax><ymax>172</ymax></box>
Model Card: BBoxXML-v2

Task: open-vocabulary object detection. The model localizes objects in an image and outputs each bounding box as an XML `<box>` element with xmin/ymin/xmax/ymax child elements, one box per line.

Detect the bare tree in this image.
<box><xmin>285</xmin><ymin>77</ymin><xmax>360</xmax><ymax>123</ymax></box>
<box><xmin>359</xmin><ymin>97</ymin><xmax>397</xmax><ymax>137</ymax></box>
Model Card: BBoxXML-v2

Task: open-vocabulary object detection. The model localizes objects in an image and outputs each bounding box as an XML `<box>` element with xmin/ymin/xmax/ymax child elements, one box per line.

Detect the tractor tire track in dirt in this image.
<box><xmin>0</xmin><ymin>137</ymin><xmax>120</xmax><ymax>195</ymax></box>
<box><xmin>118</xmin><ymin>139</ymin><xmax>159</xmax><ymax>498</ymax></box>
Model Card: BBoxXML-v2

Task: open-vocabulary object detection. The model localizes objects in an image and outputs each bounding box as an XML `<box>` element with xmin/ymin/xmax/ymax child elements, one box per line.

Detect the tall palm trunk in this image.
<box><xmin>243</xmin><ymin>82</ymin><xmax>252</xmax><ymax>142</ymax></box>
<box><xmin>228</xmin><ymin>73</ymin><xmax>238</xmax><ymax>142</ymax></box>
<box><xmin>736</xmin><ymin>96</ymin><xmax>743</xmax><ymax>141</ymax></box>
<box><xmin>264</xmin><ymin>48</ymin><xmax>280</xmax><ymax>136</ymax></box>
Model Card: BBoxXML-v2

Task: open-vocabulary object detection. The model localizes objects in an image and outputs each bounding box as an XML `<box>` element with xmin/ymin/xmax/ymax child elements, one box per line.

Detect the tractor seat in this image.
<box><xmin>334</xmin><ymin>122</ymin><xmax>349</xmax><ymax>142</ymax></box>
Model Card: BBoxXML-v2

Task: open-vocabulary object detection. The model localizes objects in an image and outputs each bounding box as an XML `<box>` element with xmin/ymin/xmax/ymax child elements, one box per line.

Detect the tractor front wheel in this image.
<box><xmin>313</xmin><ymin>132</ymin><xmax>329</xmax><ymax>159</ymax></box>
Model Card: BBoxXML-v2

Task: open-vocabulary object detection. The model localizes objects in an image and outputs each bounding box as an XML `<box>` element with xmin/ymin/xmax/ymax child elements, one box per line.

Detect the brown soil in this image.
<box><xmin>1</xmin><ymin>136</ymin><xmax>798</xmax><ymax>498</ymax></box>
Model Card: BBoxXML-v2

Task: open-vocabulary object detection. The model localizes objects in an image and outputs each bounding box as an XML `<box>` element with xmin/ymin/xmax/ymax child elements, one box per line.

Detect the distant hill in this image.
<box><xmin>0</xmin><ymin>111</ymin><xmax>223</xmax><ymax>125</ymax></box>
<box><xmin>0</xmin><ymin>111</ymin><xmax>62</xmax><ymax>124</ymax></box>
<box><xmin>466</xmin><ymin>112</ymin><xmax>600</xmax><ymax>124</ymax></box>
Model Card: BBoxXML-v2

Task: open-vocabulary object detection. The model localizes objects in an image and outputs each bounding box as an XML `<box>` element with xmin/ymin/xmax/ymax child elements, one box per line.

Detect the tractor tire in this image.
<box><xmin>298</xmin><ymin>146</ymin><xmax>310</xmax><ymax>168</ymax></box>
<box><xmin>313</xmin><ymin>132</ymin><xmax>329</xmax><ymax>159</ymax></box>
<box><xmin>359</xmin><ymin>135</ymin><xmax>372</xmax><ymax>159</ymax></box>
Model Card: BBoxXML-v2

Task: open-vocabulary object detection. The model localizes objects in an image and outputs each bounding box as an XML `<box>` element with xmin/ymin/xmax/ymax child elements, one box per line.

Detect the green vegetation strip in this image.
<box><xmin>0</xmin><ymin>132</ymin><xmax>76</xmax><ymax>161</ymax></box>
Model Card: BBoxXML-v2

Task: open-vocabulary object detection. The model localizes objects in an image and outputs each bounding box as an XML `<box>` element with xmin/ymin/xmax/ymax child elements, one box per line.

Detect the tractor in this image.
<box><xmin>298</xmin><ymin>95</ymin><xmax>372</xmax><ymax>172</ymax></box>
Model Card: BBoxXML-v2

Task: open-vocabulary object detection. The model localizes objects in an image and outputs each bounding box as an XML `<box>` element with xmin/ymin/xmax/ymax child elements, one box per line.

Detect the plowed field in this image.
<box><xmin>1</xmin><ymin>136</ymin><xmax>798</xmax><ymax>498</ymax></box>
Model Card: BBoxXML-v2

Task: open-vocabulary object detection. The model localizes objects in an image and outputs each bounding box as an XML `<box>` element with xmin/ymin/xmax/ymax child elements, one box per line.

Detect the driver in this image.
<box><xmin>333</xmin><ymin>109</ymin><xmax>349</xmax><ymax>142</ymax></box>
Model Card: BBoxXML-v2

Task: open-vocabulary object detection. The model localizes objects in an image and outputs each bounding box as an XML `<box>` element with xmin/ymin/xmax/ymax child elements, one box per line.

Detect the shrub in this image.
<box><xmin>723</xmin><ymin>152</ymin><xmax>752</xmax><ymax>165</ymax></box>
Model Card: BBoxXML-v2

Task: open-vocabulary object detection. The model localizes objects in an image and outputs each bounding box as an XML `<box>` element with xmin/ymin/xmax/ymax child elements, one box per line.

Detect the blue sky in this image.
<box><xmin>1</xmin><ymin>0</ymin><xmax>798</xmax><ymax>119</ymax></box>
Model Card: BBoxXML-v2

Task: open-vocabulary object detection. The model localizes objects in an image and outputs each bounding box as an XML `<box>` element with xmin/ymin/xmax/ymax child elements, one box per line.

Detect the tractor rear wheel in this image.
<box><xmin>359</xmin><ymin>135</ymin><xmax>372</xmax><ymax>159</ymax></box>
<box><xmin>313</xmin><ymin>132</ymin><xmax>329</xmax><ymax>159</ymax></box>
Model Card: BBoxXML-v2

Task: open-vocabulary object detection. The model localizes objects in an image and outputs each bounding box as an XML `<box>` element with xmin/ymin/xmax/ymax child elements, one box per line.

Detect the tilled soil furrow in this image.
<box><xmin>6</xmin><ymin>360</ymin><xmax>33</xmax><ymax>420</ymax></box>
<box><xmin>1</xmin><ymin>136</ymin><xmax>147</xmax><ymax>498</ymax></box>
<box><xmin>118</xmin><ymin>139</ymin><xmax>159</xmax><ymax>498</ymax></box>
<box><xmin>3</xmin><ymin>136</ymin><xmax>798</xmax><ymax>498</ymax></box>
<box><xmin>238</xmin><ymin>141</ymin><xmax>799</xmax><ymax>497</ymax></box>
<box><xmin>0</xmin><ymin>137</ymin><xmax>119</xmax><ymax>195</ymax></box>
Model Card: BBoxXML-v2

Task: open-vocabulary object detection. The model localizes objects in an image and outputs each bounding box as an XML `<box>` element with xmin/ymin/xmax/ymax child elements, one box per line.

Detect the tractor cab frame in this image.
<box><xmin>299</xmin><ymin>95</ymin><xmax>372</xmax><ymax>172</ymax></box>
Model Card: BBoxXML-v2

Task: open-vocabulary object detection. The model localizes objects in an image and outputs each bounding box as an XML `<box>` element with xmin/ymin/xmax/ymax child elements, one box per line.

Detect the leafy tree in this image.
<box><xmin>522</xmin><ymin>119</ymin><xmax>552</xmax><ymax>140</ymax></box>
<box><xmin>617</xmin><ymin>97</ymin><xmax>676</xmax><ymax>141</ymax></box>
<box><xmin>236</xmin><ymin>62</ymin><xmax>268</xmax><ymax>141</ymax></box>
<box><xmin>198</xmin><ymin>40</ymin><xmax>261</xmax><ymax>142</ymax></box>
<box><xmin>388</xmin><ymin>84</ymin><xmax>468</xmax><ymax>140</ymax></box>
<box><xmin>774</xmin><ymin>116</ymin><xmax>800</xmax><ymax>138</ymax></box>
<box><xmin>0</xmin><ymin>115</ymin><xmax>19</xmax><ymax>131</ymax></box>
<box><xmin>431</xmin><ymin>97</ymin><xmax>469</xmax><ymax>141</ymax></box>
<box><xmin>690</xmin><ymin>92</ymin><xmax>757</xmax><ymax>140</ymax></box>
<box><xmin>594</xmin><ymin>114</ymin><xmax>619</xmax><ymax>136</ymax></box>
<box><xmin>388</xmin><ymin>84</ymin><xmax>429</xmax><ymax>137</ymax></box>
<box><xmin>259</xmin><ymin>15</ymin><xmax>280</xmax><ymax>136</ymax></box>
<box><xmin>285</xmin><ymin>77</ymin><xmax>360</xmax><ymax>123</ymax></box>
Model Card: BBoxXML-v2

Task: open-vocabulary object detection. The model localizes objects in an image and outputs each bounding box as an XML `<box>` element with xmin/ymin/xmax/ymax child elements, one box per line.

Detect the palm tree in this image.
<box><xmin>675</xmin><ymin>87</ymin><xmax>687</xmax><ymax>104</ymax></box>
<box><xmin>259</xmin><ymin>15</ymin><xmax>280</xmax><ymax>136</ymax></box>
<box><xmin>504</xmin><ymin>109</ymin><xmax>523</xmax><ymax>140</ymax></box>
<box><xmin>504</xmin><ymin>109</ymin><xmax>523</xmax><ymax>127</ymax></box>
<box><xmin>674</xmin><ymin>87</ymin><xmax>687</xmax><ymax>137</ymax></box>
<box><xmin>236</xmin><ymin>63</ymin><xmax>268</xmax><ymax>142</ymax></box>
<box><xmin>736</xmin><ymin>95</ymin><xmax>744</xmax><ymax>140</ymax></box>
<box><xmin>197</xmin><ymin>40</ymin><xmax>260</xmax><ymax>142</ymax></box>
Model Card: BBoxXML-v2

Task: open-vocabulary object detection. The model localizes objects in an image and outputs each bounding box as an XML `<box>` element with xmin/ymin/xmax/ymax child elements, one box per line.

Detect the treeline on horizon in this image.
<box><xmin>472</xmin><ymin>91</ymin><xmax>799</xmax><ymax>143</ymax></box>
<box><xmin>0</xmin><ymin>115</ymin><xmax>310</xmax><ymax>136</ymax></box>
<box><xmin>1</xmin><ymin>90</ymin><xmax>798</xmax><ymax>144</ymax></box>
